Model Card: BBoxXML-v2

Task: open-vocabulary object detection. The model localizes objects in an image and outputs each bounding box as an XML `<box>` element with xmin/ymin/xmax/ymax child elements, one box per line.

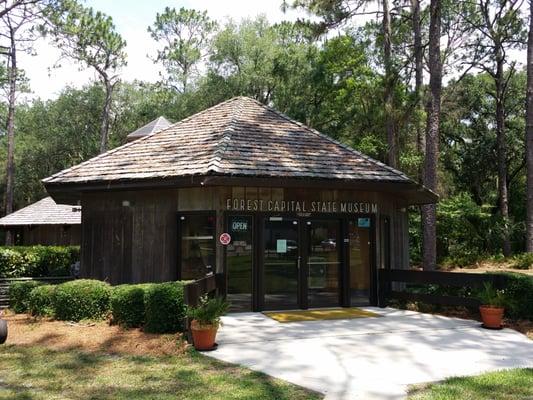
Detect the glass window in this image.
<box><xmin>180</xmin><ymin>214</ymin><xmax>215</xmax><ymax>280</ymax></box>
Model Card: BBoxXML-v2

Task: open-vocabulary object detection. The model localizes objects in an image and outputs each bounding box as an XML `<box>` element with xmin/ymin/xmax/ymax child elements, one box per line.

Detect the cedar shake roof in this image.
<box><xmin>0</xmin><ymin>197</ymin><xmax>81</xmax><ymax>226</ymax></box>
<box><xmin>126</xmin><ymin>116</ymin><xmax>172</xmax><ymax>142</ymax></box>
<box><xmin>43</xmin><ymin>97</ymin><xmax>421</xmax><ymax>185</ymax></box>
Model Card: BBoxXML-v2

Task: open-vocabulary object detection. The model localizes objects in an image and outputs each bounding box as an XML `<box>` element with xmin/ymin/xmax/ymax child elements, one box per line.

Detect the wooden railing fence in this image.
<box><xmin>378</xmin><ymin>269</ymin><xmax>508</xmax><ymax>308</ymax></box>
<box><xmin>0</xmin><ymin>276</ymin><xmax>73</xmax><ymax>309</ymax></box>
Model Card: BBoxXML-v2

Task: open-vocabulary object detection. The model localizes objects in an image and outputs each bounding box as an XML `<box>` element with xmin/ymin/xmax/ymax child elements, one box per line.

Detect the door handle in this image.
<box><xmin>297</xmin><ymin>256</ymin><xmax>301</xmax><ymax>270</ymax></box>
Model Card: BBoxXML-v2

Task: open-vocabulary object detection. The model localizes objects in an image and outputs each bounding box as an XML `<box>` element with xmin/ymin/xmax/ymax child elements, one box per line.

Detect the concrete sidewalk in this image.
<box><xmin>205</xmin><ymin>308</ymin><xmax>533</xmax><ymax>399</ymax></box>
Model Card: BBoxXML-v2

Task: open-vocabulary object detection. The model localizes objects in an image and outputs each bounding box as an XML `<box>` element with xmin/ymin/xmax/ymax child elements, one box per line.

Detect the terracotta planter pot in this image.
<box><xmin>0</xmin><ymin>319</ymin><xmax>7</xmax><ymax>345</ymax></box>
<box><xmin>479</xmin><ymin>305</ymin><xmax>504</xmax><ymax>329</ymax></box>
<box><xmin>190</xmin><ymin>320</ymin><xmax>218</xmax><ymax>350</ymax></box>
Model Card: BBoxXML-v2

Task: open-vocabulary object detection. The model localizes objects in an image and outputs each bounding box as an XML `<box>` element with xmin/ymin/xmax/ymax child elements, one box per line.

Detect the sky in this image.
<box><xmin>21</xmin><ymin>0</ymin><xmax>306</xmax><ymax>100</ymax></box>
<box><xmin>18</xmin><ymin>0</ymin><xmax>528</xmax><ymax>100</ymax></box>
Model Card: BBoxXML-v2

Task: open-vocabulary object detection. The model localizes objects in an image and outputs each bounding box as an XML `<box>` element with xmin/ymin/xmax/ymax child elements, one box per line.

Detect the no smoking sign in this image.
<box><xmin>219</xmin><ymin>232</ymin><xmax>232</xmax><ymax>245</ymax></box>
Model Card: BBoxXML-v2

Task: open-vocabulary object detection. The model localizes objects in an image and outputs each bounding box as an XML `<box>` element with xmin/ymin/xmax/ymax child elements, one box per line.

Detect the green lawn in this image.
<box><xmin>0</xmin><ymin>345</ymin><xmax>321</xmax><ymax>400</ymax></box>
<box><xmin>408</xmin><ymin>368</ymin><xmax>533</xmax><ymax>400</ymax></box>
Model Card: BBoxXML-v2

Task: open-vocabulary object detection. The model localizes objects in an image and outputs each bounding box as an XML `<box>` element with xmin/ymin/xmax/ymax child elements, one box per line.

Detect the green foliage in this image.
<box><xmin>187</xmin><ymin>295</ymin><xmax>229</xmax><ymax>326</ymax></box>
<box><xmin>110</xmin><ymin>284</ymin><xmax>152</xmax><ymax>328</ymax></box>
<box><xmin>43</xmin><ymin>0</ymin><xmax>127</xmax><ymax>74</ymax></box>
<box><xmin>476</xmin><ymin>282</ymin><xmax>506</xmax><ymax>307</ymax></box>
<box><xmin>510</xmin><ymin>253</ymin><xmax>533</xmax><ymax>270</ymax></box>
<box><xmin>0</xmin><ymin>246</ymin><xmax>79</xmax><ymax>278</ymax></box>
<box><xmin>0</xmin><ymin>249</ymin><xmax>33</xmax><ymax>278</ymax></box>
<box><xmin>148</xmin><ymin>7</ymin><xmax>217</xmax><ymax>92</ymax></box>
<box><xmin>9</xmin><ymin>281</ymin><xmax>41</xmax><ymax>313</ymax></box>
<box><xmin>500</xmin><ymin>273</ymin><xmax>533</xmax><ymax>320</ymax></box>
<box><xmin>28</xmin><ymin>284</ymin><xmax>56</xmax><ymax>317</ymax></box>
<box><xmin>53</xmin><ymin>279</ymin><xmax>111</xmax><ymax>321</ymax></box>
<box><xmin>144</xmin><ymin>282</ymin><xmax>186</xmax><ymax>333</ymax></box>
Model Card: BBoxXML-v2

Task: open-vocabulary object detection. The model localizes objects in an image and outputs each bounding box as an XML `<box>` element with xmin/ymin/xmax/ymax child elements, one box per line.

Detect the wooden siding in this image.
<box><xmin>80</xmin><ymin>186</ymin><xmax>409</xmax><ymax>285</ymax></box>
<box><xmin>12</xmin><ymin>225</ymin><xmax>81</xmax><ymax>246</ymax></box>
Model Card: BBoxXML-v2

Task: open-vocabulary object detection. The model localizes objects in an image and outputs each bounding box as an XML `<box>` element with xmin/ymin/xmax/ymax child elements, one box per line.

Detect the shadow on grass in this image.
<box><xmin>0</xmin><ymin>345</ymin><xmax>322</xmax><ymax>400</ymax></box>
<box><xmin>408</xmin><ymin>368</ymin><xmax>533</xmax><ymax>400</ymax></box>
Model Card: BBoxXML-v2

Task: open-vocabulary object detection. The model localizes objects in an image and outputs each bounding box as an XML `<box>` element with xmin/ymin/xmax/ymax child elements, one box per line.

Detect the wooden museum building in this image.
<box><xmin>44</xmin><ymin>97</ymin><xmax>436</xmax><ymax>311</ymax></box>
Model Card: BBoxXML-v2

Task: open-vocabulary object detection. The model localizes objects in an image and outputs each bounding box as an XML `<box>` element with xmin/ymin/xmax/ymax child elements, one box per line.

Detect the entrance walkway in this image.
<box><xmin>206</xmin><ymin>308</ymin><xmax>533</xmax><ymax>399</ymax></box>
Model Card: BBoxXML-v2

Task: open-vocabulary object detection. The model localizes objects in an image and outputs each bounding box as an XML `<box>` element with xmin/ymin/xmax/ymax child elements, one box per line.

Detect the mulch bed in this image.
<box><xmin>1</xmin><ymin>311</ymin><xmax>188</xmax><ymax>356</ymax></box>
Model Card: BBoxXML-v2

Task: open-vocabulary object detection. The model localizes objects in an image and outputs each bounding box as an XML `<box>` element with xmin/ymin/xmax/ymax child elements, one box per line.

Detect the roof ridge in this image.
<box><xmin>42</xmin><ymin>97</ymin><xmax>242</xmax><ymax>184</ymax></box>
<box><xmin>207</xmin><ymin>98</ymin><xmax>246</xmax><ymax>173</ymax></box>
<box><xmin>243</xmin><ymin>96</ymin><xmax>413</xmax><ymax>183</ymax></box>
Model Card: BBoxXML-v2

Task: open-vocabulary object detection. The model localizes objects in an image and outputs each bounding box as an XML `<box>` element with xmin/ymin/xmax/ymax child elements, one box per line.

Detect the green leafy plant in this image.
<box><xmin>9</xmin><ymin>281</ymin><xmax>41</xmax><ymax>313</ymax></box>
<box><xmin>477</xmin><ymin>282</ymin><xmax>506</xmax><ymax>308</ymax></box>
<box><xmin>187</xmin><ymin>295</ymin><xmax>229</xmax><ymax>327</ymax></box>
<box><xmin>500</xmin><ymin>273</ymin><xmax>533</xmax><ymax>320</ymax></box>
<box><xmin>53</xmin><ymin>279</ymin><xmax>111</xmax><ymax>321</ymax></box>
<box><xmin>110</xmin><ymin>284</ymin><xmax>152</xmax><ymax>328</ymax></box>
<box><xmin>0</xmin><ymin>246</ymin><xmax>79</xmax><ymax>278</ymax></box>
<box><xmin>28</xmin><ymin>284</ymin><xmax>56</xmax><ymax>317</ymax></box>
<box><xmin>510</xmin><ymin>253</ymin><xmax>533</xmax><ymax>270</ymax></box>
<box><xmin>144</xmin><ymin>282</ymin><xmax>186</xmax><ymax>333</ymax></box>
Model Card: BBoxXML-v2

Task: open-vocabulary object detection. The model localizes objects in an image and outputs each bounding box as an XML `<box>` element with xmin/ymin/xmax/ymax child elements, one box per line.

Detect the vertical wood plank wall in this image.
<box><xmin>80</xmin><ymin>186</ymin><xmax>410</xmax><ymax>284</ymax></box>
<box><xmin>19</xmin><ymin>225</ymin><xmax>81</xmax><ymax>246</ymax></box>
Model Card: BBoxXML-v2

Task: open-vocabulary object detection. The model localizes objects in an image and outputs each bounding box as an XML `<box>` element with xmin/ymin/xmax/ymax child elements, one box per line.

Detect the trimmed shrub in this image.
<box><xmin>144</xmin><ymin>282</ymin><xmax>186</xmax><ymax>333</ymax></box>
<box><xmin>9</xmin><ymin>281</ymin><xmax>41</xmax><ymax>313</ymax></box>
<box><xmin>500</xmin><ymin>273</ymin><xmax>533</xmax><ymax>320</ymax></box>
<box><xmin>28</xmin><ymin>284</ymin><xmax>56</xmax><ymax>317</ymax></box>
<box><xmin>53</xmin><ymin>279</ymin><xmax>111</xmax><ymax>321</ymax></box>
<box><xmin>110</xmin><ymin>284</ymin><xmax>152</xmax><ymax>328</ymax></box>
<box><xmin>0</xmin><ymin>246</ymin><xmax>79</xmax><ymax>278</ymax></box>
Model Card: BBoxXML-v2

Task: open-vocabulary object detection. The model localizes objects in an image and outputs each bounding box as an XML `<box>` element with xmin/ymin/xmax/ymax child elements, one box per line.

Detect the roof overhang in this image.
<box><xmin>44</xmin><ymin>173</ymin><xmax>438</xmax><ymax>206</ymax></box>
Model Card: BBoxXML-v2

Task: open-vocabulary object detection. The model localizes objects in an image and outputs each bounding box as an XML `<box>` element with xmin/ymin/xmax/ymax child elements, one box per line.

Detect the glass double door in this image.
<box><xmin>262</xmin><ymin>217</ymin><xmax>342</xmax><ymax>310</ymax></box>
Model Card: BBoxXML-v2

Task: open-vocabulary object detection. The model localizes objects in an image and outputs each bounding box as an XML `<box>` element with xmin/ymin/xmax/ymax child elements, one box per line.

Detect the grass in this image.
<box><xmin>408</xmin><ymin>368</ymin><xmax>533</xmax><ymax>400</ymax></box>
<box><xmin>0</xmin><ymin>345</ymin><xmax>321</xmax><ymax>400</ymax></box>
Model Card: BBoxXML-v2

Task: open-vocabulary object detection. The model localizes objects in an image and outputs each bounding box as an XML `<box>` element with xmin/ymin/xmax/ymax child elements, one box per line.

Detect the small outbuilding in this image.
<box><xmin>44</xmin><ymin>97</ymin><xmax>436</xmax><ymax>311</ymax></box>
<box><xmin>0</xmin><ymin>197</ymin><xmax>81</xmax><ymax>246</ymax></box>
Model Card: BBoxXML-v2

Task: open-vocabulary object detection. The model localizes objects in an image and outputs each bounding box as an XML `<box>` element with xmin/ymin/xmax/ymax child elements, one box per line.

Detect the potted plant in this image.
<box><xmin>187</xmin><ymin>295</ymin><xmax>229</xmax><ymax>351</ymax></box>
<box><xmin>477</xmin><ymin>282</ymin><xmax>506</xmax><ymax>329</ymax></box>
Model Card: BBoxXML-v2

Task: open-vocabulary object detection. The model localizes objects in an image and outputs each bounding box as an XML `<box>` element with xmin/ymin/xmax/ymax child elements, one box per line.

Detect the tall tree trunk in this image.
<box><xmin>4</xmin><ymin>29</ymin><xmax>17</xmax><ymax>245</ymax></box>
<box><xmin>526</xmin><ymin>0</ymin><xmax>533</xmax><ymax>253</ymax></box>
<box><xmin>383</xmin><ymin>0</ymin><xmax>397</xmax><ymax>168</ymax></box>
<box><xmin>411</xmin><ymin>0</ymin><xmax>424</xmax><ymax>177</ymax></box>
<box><xmin>495</xmin><ymin>54</ymin><xmax>511</xmax><ymax>256</ymax></box>
<box><xmin>421</xmin><ymin>0</ymin><xmax>442</xmax><ymax>270</ymax></box>
<box><xmin>99</xmin><ymin>78</ymin><xmax>112</xmax><ymax>153</ymax></box>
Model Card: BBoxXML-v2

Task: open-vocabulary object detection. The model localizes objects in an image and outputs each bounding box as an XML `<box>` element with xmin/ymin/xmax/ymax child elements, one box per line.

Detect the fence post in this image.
<box><xmin>377</xmin><ymin>269</ymin><xmax>388</xmax><ymax>308</ymax></box>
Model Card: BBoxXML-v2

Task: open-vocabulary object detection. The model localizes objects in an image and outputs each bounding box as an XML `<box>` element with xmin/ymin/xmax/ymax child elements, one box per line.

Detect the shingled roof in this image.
<box><xmin>0</xmin><ymin>197</ymin><xmax>81</xmax><ymax>226</ymax></box>
<box><xmin>43</xmin><ymin>97</ymin><xmax>436</xmax><ymax>204</ymax></box>
<box><xmin>126</xmin><ymin>116</ymin><xmax>172</xmax><ymax>142</ymax></box>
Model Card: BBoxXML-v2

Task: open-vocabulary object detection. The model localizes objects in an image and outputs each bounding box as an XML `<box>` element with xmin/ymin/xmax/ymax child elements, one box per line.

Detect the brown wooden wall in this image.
<box><xmin>80</xmin><ymin>186</ymin><xmax>410</xmax><ymax>284</ymax></box>
<box><xmin>9</xmin><ymin>225</ymin><xmax>81</xmax><ymax>246</ymax></box>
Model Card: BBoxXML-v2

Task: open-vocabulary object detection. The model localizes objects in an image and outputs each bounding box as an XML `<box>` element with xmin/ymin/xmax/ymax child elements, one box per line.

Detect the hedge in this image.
<box><xmin>144</xmin><ymin>282</ymin><xmax>187</xmax><ymax>333</ymax></box>
<box><xmin>110</xmin><ymin>284</ymin><xmax>153</xmax><ymax>328</ymax></box>
<box><xmin>0</xmin><ymin>246</ymin><xmax>79</xmax><ymax>278</ymax></box>
<box><xmin>500</xmin><ymin>273</ymin><xmax>533</xmax><ymax>320</ymax></box>
<box><xmin>53</xmin><ymin>279</ymin><xmax>111</xmax><ymax>321</ymax></box>
<box><xmin>9</xmin><ymin>280</ymin><xmax>41</xmax><ymax>313</ymax></box>
<box><xmin>10</xmin><ymin>278</ymin><xmax>190</xmax><ymax>332</ymax></box>
<box><xmin>28</xmin><ymin>284</ymin><xmax>56</xmax><ymax>317</ymax></box>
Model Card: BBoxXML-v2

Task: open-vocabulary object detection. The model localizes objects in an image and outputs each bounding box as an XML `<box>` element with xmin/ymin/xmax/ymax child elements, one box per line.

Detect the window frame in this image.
<box><xmin>177</xmin><ymin>211</ymin><xmax>217</xmax><ymax>281</ymax></box>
